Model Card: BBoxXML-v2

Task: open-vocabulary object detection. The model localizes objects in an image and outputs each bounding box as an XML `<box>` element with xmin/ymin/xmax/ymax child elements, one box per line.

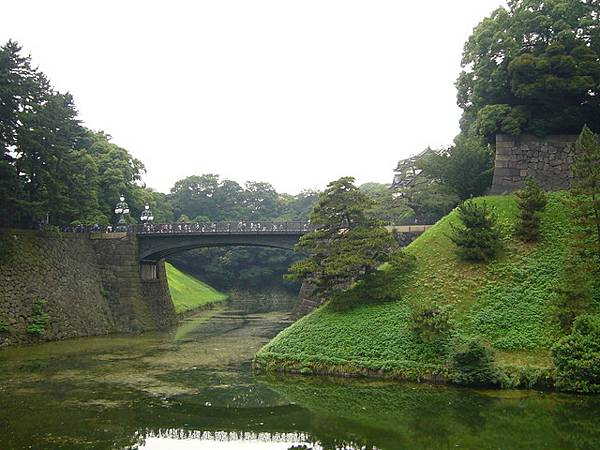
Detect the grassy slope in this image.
<box><xmin>256</xmin><ymin>193</ymin><xmax>578</xmax><ymax>380</ymax></box>
<box><xmin>165</xmin><ymin>262</ymin><xmax>228</xmax><ymax>314</ymax></box>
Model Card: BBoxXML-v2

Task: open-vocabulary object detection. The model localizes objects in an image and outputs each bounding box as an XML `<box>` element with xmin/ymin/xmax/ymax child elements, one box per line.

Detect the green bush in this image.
<box><xmin>552</xmin><ymin>314</ymin><xmax>600</xmax><ymax>393</ymax></box>
<box><xmin>410</xmin><ymin>301</ymin><xmax>452</xmax><ymax>342</ymax></box>
<box><xmin>450</xmin><ymin>200</ymin><xmax>501</xmax><ymax>261</ymax></box>
<box><xmin>26</xmin><ymin>299</ymin><xmax>49</xmax><ymax>336</ymax></box>
<box><xmin>449</xmin><ymin>337</ymin><xmax>500</xmax><ymax>386</ymax></box>
<box><xmin>0</xmin><ymin>319</ymin><xmax>9</xmax><ymax>333</ymax></box>
<box><xmin>515</xmin><ymin>177</ymin><xmax>547</xmax><ymax>242</ymax></box>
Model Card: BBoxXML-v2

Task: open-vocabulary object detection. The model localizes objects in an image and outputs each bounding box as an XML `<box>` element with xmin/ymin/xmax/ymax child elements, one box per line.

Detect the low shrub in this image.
<box><xmin>0</xmin><ymin>319</ymin><xmax>9</xmax><ymax>333</ymax></box>
<box><xmin>450</xmin><ymin>200</ymin><xmax>501</xmax><ymax>262</ymax></box>
<box><xmin>410</xmin><ymin>301</ymin><xmax>452</xmax><ymax>342</ymax></box>
<box><xmin>449</xmin><ymin>337</ymin><xmax>500</xmax><ymax>386</ymax></box>
<box><xmin>26</xmin><ymin>299</ymin><xmax>49</xmax><ymax>336</ymax></box>
<box><xmin>552</xmin><ymin>314</ymin><xmax>600</xmax><ymax>393</ymax></box>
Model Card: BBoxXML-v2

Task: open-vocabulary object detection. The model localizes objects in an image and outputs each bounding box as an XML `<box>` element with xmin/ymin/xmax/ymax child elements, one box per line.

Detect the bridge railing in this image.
<box><xmin>134</xmin><ymin>221</ymin><xmax>315</xmax><ymax>235</ymax></box>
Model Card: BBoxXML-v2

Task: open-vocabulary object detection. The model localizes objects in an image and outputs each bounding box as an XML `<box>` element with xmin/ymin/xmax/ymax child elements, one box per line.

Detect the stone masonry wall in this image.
<box><xmin>0</xmin><ymin>229</ymin><xmax>176</xmax><ymax>348</ymax></box>
<box><xmin>0</xmin><ymin>230</ymin><xmax>115</xmax><ymax>346</ymax></box>
<box><xmin>90</xmin><ymin>233</ymin><xmax>176</xmax><ymax>333</ymax></box>
<box><xmin>491</xmin><ymin>134</ymin><xmax>577</xmax><ymax>194</ymax></box>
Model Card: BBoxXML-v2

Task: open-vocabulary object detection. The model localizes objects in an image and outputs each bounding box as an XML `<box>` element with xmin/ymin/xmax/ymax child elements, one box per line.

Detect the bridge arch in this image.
<box><xmin>137</xmin><ymin>233</ymin><xmax>303</xmax><ymax>263</ymax></box>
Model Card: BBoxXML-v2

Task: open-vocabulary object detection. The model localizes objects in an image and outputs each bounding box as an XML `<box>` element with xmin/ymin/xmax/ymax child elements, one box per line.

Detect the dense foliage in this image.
<box><xmin>457</xmin><ymin>0</ymin><xmax>600</xmax><ymax>142</ymax></box>
<box><xmin>418</xmin><ymin>141</ymin><xmax>494</xmax><ymax>201</ymax></box>
<box><xmin>414</xmin><ymin>1</ymin><xmax>600</xmax><ymax>203</ymax></box>
<box><xmin>515</xmin><ymin>176</ymin><xmax>547</xmax><ymax>242</ymax></box>
<box><xmin>552</xmin><ymin>314</ymin><xmax>600</xmax><ymax>393</ymax></box>
<box><xmin>0</xmin><ymin>41</ymin><xmax>168</xmax><ymax>227</ymax></box>
<box><xmin>286</xmin><ymin>177</ymin><xmax>402</xmax><ymax>301</ymax></box>
<box><xmin>450</xmin><ymin>200</ymin><xmax>501</xmax><ymax>261</ymax></box>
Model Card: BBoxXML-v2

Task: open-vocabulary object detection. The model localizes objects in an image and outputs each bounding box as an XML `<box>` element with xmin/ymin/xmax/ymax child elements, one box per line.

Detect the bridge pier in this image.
<box><xmin>90</xmin><ymin>233</ymin><xmax>176</xmax><ymax>332</ymax></box>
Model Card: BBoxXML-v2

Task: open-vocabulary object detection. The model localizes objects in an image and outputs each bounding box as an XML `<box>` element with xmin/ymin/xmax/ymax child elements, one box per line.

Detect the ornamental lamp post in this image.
<box><xmin>114</xmin><ymin>195</ymin><xmax>130</xmax><ymax>232</ymax></box>
<box><xmin>140</xmin><ymin>204</ymin><xmax>154</xmax><ymax>227</ymax></box>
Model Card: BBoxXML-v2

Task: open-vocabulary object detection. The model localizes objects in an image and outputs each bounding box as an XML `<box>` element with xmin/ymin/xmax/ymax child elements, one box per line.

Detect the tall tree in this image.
<box><xmin>457</xmin><ymin>0</ymin><xmax>600</xmax><ymax>142</ymax></box>
<box><xmin>287</xmin><ymin>177</ymin><xmax>401</xmax><ymax>299</ymax></box>
<box><xmin>243</xmin><ymin>181</ymin><xmax>280</xmax><ymax>220</ymax></box>
<box><xmin>418</xmin><ymin>138</ymin><xmax>495</xmax><ymax>201</ymax></box>
<box><xmin>0</xmin><ymin>41</ymin><xmax>43</xmax><ymax>226</ymax></box>
<box><xmin>84</xmin><ymin>130</ymin><xmax>146</xmax><ymax>223</ymax></box>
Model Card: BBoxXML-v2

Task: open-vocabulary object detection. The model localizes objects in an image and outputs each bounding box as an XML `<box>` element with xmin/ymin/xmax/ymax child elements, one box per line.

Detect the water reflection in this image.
<box><xmin>0</xmin><ymin>300</ymin><xmax>599</xmax><ymax>450</ymax></box>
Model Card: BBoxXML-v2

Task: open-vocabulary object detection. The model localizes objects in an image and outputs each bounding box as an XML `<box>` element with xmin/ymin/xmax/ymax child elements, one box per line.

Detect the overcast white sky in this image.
<box><xmin>2</xmin><ymin>1</ymin><xmax>505</xmax><ymax>194</ymax></box>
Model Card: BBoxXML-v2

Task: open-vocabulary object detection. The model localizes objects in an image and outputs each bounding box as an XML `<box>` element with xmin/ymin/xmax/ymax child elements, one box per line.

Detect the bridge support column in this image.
<box><xmin>90</xmin><ymin>233</ymin><xmax>176</xmax><ymax>332</ymax></box>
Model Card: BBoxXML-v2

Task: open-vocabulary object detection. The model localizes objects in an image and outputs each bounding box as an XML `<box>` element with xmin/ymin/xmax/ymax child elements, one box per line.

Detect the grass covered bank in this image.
<box><xmin>256</xmin><ymin>193</ymin><xmax>594</xmax><ymax>388</ymax></box>
<box><xmin>165</xmin><ymin>262</ymin><xmax>228</xmax><ymax>315</ymax></box>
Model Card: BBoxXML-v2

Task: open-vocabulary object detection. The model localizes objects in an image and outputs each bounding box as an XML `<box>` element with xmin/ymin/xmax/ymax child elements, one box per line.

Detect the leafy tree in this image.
<box><xmin>83</xmin><ymin>130</ymin><xmax>146</xmax><ymax>224</ymax></box>
<box><xmin>243</xmin><ymin>181</ymin><xmax>280</xmax><ymax>220</ymax></box>
<box><xmin>552</xmin><ymin>314</ymin><xmax>600</xmax><ymax>393</ymax></box>
<box><xmin>170</xmin><ymin>174</ymin><xmax>220</xmax><ymax>221</ymax></box>
<box><xmin>571</xmin><ymin>125</ymin><xmax>600</xmax><ymax>260</ymax></box>
<box><xmin>359</xmin><ymin>182</ymin><xmax>414</xmax><ymax>224</ymax></box>
<box><xmin>450</xmin><ymin>200</ymin><xmax>501</xmax><ymax>262</ymax></box>
<box><xmin>418</xmin><ymin>139</ymin><xmax>494</xmax><ymax>201</ymax></box>
<box><xmin>403</xmin><ymin>180</ymin><xmax>459</xmax><ymax>224</ymax></box>
<box><xmin>277</xmin><ymin>189</ymin><xmax>320</xmax><ymax>221</ymax></box>
<box><xmin>287</xmin><ymin>177</ymin><xmax>401</xmax><ymax>300</ymax></box>
<box><xmin>457</xmin><ymin>0</ymin><xmax>600</xmax><ymax>142</ymax></box>
<box><xmin>515</xmin><ymin>177</ymin><xmax>547</xmax><ymax>242</ymax></box>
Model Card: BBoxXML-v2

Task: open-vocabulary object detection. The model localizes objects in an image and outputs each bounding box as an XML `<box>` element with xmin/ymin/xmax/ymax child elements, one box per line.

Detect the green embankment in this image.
<box><xmin>165</xmin><ymin>262</ymin><xmax>228</xmax><ymax>315</ymax></box>
<box><xmin>256</xmin><ymin>193</ymin><xmax>585</xmax><ymax>385</ymax></box>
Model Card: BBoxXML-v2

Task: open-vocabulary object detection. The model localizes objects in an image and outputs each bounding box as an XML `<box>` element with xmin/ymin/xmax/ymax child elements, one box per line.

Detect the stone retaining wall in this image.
<box><xmin>0</xmin><ymin>229</ymin><xmax>175</xmax><ymax>347</ymax></box>
<box><xmin>491</xmin><ymin>134</ymin><xmax>577</xmax><ymax>194</ymax></box>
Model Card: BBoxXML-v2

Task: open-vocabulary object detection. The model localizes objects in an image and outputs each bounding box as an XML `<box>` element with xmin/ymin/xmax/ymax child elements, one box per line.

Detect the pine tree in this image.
<box><xmin>450</xmin><ymin>200</ymin><xmax>501</xmax><ymax>262</ymax></box>
<box><xmin>515</xmin><ymin>177</ymin><xmax>547</xmax><ymax>242</ymax></box>
<box><xmin>287</xmin><ymin>177</ymin><xmax>401</xmax><ymax>300</ymax></box>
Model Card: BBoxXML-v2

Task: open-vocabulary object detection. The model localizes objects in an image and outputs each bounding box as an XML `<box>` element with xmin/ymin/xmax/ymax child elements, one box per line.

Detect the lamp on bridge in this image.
<box><xmin>140</xmin><ymin>204</ymin><xmax>154</xmax><ymax>225</ymax></box>
<box><xmin>114</xmin><ymin>195</ymin><xmax>130</xmax><ymax>232</ymax></box>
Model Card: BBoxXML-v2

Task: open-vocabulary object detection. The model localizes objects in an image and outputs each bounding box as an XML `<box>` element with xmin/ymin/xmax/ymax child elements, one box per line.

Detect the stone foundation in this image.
<box><xmin>0</xmin><ymin>229</ymin><xmax>176</xmax><ymax>347</ymax></box>
<box><xmin>491</xmin><ymin>134</ymin><xmax>577</xmax><ymax>194</ymax></box>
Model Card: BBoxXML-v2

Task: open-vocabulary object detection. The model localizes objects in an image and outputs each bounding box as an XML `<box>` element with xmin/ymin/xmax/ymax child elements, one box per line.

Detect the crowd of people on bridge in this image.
<box><xmin>54</xmin><ymin>221</ymin><xmax>313</xmax><ymax>234</ymax></box>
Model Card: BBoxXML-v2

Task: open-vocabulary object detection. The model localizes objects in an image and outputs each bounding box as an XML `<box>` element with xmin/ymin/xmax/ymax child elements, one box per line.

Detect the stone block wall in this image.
<box><xmin>0</xmin><ymin>230</ymin><xmax>115</xmax><ymax>346</ymax></box>
<box><xmin>0</xmin><ymin>230</ymin><xmax>176</xmax><ymax>348</ymax></box>
<box><xmin>90</xmin><ymin>233</ymin><xmax>176</xmax><ymax>333</ymax></box>
<box><xmin>490</xmin><ymin>134</ymin><xmax>577</xmax><ymax>194</ymax></box>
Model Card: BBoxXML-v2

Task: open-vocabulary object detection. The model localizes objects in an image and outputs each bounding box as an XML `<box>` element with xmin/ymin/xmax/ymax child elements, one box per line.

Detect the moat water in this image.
<box><xmin>1</xmin><ymin>302</ymin><xmax>599</xmax><ymax>450</ymax></box>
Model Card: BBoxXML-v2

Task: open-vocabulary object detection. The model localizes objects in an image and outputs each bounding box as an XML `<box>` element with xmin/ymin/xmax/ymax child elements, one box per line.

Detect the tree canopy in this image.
<box><xmin>457</xmin><ymin>0</ymin><xmax>600</xmax><ymax>142</ymax></box>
